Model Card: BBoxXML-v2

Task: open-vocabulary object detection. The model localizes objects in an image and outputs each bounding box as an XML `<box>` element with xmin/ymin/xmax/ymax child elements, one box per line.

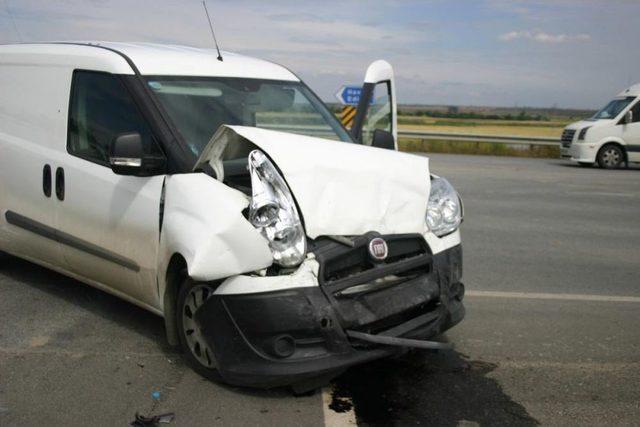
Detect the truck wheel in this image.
<box><xmin>176</xmin><ymin>276</ymin><xmax>221</xmax><ymax>381</ymax></box>
<box><xmin>597</xmin><ymin>144</ymin><xmax>624</xmax><ymax>169</ymax></box>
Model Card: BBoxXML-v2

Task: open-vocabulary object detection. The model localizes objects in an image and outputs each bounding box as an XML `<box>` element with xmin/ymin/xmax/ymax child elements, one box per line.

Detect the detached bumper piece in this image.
<box><xmin>195</xmin><ymin>236</ymin><xmax>465</xmax><ymax>389</ymax></box>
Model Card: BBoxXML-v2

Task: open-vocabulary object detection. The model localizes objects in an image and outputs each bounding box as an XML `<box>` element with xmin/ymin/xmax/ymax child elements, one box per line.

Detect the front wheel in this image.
<box><xmin>597</xmin><ymin>144</ymin><xmax>625</xmax><ymax>169</ymax></box>
<box><xmin>176</xmin><ymin>276</ymin><xmax>221</xmax><ymax>381</ymax></box>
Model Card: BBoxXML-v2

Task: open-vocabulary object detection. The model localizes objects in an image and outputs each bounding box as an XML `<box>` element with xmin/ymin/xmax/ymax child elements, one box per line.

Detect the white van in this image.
<box><xmin>0</xmin><ymin>42</ymin><xmax>464</xmax><ymax>390</ymax></box>
<box><xmin>561</xmin><ymin>83</ymin><xmax>640</xmax><ymax>168</ymax></box>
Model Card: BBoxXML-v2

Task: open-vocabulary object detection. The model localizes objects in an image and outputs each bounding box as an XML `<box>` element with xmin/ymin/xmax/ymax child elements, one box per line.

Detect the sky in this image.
<box><xmin>0</xmin><ymin>0</ymin><xmax>638</xmax><ymax>109</ymax></box>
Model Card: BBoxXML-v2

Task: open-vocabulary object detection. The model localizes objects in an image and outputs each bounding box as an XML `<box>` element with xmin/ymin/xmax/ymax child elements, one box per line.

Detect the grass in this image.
<box><xmin>334</xmin><ymin>112</ymin><xmax>569</xmax><ymax>158</ymax></box>
<box><xmin>397</xmin><ymin>113</ymin><xmax>571</xmax><ymax>139</ymax></box>
<box><xmin>394</xmin><ymin>114</ymin><xmax>566</xmax><ymax>158</ymax></box>
<box><xmin>399</xmin><ymin>138</ymin><xmax>560</xmax><ymax>158</ymax></box>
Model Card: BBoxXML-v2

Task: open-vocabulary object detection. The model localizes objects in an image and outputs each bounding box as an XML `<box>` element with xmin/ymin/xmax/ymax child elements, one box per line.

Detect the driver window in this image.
<box><xmin>630</xmin><ymin>102</ymin><xmax>640</xmax><ymax>123</ymax></box>
<box><xmin>362</xmin><ymin>82</ymin><xmax>392</xmax><ymax>146</ymax></box>
<box><xmin>67</xmin><ymin>71</ymin><xmax>158</xmax><ymax>166</ymax></box>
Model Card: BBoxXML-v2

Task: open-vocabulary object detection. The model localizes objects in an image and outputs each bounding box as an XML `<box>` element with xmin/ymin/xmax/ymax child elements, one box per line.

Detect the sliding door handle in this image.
<box><xmin>42</xmin><ymin>164</ymin><xmax>52</xmax><ymax>198</ymax></box>
<box><xmin>55</xmin><ymin>167</ymin><xmax>65</xmax><ymax>201</ymax></box>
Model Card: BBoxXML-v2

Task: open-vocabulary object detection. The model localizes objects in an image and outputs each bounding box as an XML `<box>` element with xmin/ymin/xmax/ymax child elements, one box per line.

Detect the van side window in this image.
<box><xmin>68</xmin><ymin>71</ymin><xmax>159</xmax><ymax>166</ymax></box>
<box><xmin>631</xmin><ymin>102</ymin><xmax>640</xmax><ymax>123</ymax></box>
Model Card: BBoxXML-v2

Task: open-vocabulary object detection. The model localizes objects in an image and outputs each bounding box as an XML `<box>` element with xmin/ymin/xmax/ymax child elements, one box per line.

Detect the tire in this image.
<box><xmin>577</xmin><ymin>162</ymin><xmax>594</xmax><ymax>168</ymax></box>
<box><xmin>597</xmin><ymin>144</ymin><xmax>625</xmax><ymax>169</ymax></box>
<box><xmin>176</xmin><ymin>276</ymin><xmax>221</xmax><ymax>382</ymax></box>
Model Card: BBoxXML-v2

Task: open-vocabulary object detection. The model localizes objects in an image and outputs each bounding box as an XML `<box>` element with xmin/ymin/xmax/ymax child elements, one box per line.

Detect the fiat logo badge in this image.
<box><xmin>368</xmin><ymin>237</ymin><xmax>388</xmax><ymax>261</ymax></box>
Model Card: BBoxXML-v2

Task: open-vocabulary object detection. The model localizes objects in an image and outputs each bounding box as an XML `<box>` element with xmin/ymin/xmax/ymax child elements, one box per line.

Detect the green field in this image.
<box><xmin>396</xmin><ymin>115</ymin><xmax>570</xmax><ymax>158</ymax></box>
<box><xmin>398</xmin><ymin>115</ymin><xmax>569</xmax><ymax>138</ymax></box>
<box><xmin>331</xmin><ymin>104</ymin><xmax>593</xmax><ymax>158</ymax></box>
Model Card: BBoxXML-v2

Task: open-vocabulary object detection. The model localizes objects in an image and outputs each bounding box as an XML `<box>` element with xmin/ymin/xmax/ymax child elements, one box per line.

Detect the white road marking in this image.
<box><xmin>467</xmin><ymin>290</ymin><xmax>640</xmax><ymax>303</ymax></box>
<box><xmin>322</xmin><ymin>386</ymin><xmax>356</xmax><ymax>427</ymax></box>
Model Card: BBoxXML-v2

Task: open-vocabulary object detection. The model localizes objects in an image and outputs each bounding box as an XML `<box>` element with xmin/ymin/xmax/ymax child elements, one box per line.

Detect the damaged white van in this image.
<box><xmin>0</xmin><ymin>42</ymin><xmax>465</xmax><ymax>390</ymax></box>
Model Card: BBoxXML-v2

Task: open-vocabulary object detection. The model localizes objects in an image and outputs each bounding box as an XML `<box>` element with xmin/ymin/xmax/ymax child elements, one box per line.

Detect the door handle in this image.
<box><xmin>55</xmin><ymin>167</ymin><xmax>65</xmax><ymax>201</ymax></box>
<box><xmin>42</xmin><ymin>164</ymin><xmax>52</xmax><ymax>198</ymax></box>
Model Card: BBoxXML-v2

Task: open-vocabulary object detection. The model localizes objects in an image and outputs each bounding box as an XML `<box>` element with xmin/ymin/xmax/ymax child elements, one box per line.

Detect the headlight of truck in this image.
<box><xmin>248</xmin><ymin>150</ymin><xmax>306</xmax><ymax>267</ymax></box>
<box><xmin>426</xmin><ymin>177</ymin><xmax>462</xmax><ymax>237</ymax></box>
<box><xmin>578</xmin><ymin>126</ymin><xmax>591</xmax><ymax>140</ymax></box>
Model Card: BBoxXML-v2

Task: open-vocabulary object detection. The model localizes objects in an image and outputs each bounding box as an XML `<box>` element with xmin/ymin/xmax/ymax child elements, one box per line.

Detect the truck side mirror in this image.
<box><xmin>371</xmin><ymin>129</ymin><xmax>395</xmax><ymax>150</ymax></box>
<box><xmin>625</xmin><ymin>110</ymin><xmax>633</xmax><ymax>124</ymax></box>
<box><xmin>109</xmin><ymin>132</ymin><xmax>166</xmax><ymax>176</ymax></box>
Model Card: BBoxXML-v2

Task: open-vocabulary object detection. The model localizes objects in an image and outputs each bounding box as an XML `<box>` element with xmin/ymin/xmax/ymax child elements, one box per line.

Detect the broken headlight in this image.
<box><xmin>248</xmin><ymin>150</ymin><xmax>306</xmax><ymax>267</ymax></box>
<box><xmin>426</xmin><ymin>177</ymin><xmax>462</xmax><ymax>237</ymax></box>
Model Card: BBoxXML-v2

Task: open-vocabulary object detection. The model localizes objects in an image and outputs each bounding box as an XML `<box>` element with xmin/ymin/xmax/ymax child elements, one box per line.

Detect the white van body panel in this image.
<box><xmin>78</xmin><ymin>42</ymin><xmax>299</xmax><ymax>81</ymax></box>
<box><xmin>158</xmin><ymin>173</ymin><xmax>273</xmax><ymax>287</ymax></box>
<box><xmin>616</xmin><ymin>83</ymin><xmax>640</xmax><ymax>97</ymax></box>
<box><xmin>0</xmin><ymin>56</ymin><xmax>74</xmax><ymax>265</ymax></box>
<box><xmin>0</xmin><ymin>43</ymin><xmax>134</xmax><ymax>74</ymax></box>
<box><xmin>57</xmin><ymin>160</ymin><xmax>166</xmax><ymax>305</ymax></box>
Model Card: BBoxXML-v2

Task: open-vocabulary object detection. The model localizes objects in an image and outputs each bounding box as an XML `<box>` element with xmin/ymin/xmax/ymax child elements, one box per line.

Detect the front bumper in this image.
<box><xmin>561</xmin><ymin>142</ymin><xmax>597</xmax><ymax>163</ymax></box>
<box><xmin>195</xmin><ymin>241</ymin><xmax>465</xmax><ymax>389</ymax></box>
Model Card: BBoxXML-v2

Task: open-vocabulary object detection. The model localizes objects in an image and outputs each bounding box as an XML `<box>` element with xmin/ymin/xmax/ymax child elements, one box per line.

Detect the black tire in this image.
<box><xmin>176</xmin><ymin>275</ymin><xmax>222</xmax><ymax>382</ymax></box>
<box><xmin>597</xmin><ymin>144</ymin><xmax>625</xmax><ymax>169</ymax></box>
<box><xmin>577</xmin><ymin>162</ymin><xmax>594</xmax><ymax>168</ymax></box>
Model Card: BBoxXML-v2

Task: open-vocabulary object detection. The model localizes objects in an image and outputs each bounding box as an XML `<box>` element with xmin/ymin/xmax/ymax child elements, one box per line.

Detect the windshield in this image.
<box><xmin>592</xmin><ymin>96</ymin><xmax>636</xmax><ymax>120</ymax></box>
<box><xmin>146</xmin><ymin>77</ymin><xmax>353</xmax><ymax>156</ymax></box>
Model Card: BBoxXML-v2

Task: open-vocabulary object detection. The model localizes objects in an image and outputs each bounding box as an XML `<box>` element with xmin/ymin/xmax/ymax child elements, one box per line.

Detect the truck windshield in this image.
<box><xmin>146</xmin><ymin>77</ymin><xmax>353</xmax><ymax>156</ymax></box>
<box><xmin>592</xmin><ymin>96</ymin><xmax>636</xmax><ymax>120</ymax></box>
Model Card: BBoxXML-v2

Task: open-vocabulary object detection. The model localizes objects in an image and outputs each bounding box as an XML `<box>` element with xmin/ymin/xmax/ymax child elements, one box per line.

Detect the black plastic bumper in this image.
<box><xmin>195</xmin><ymin>244</ymin><xmax>465</xmax><ymax>389</ymax></box>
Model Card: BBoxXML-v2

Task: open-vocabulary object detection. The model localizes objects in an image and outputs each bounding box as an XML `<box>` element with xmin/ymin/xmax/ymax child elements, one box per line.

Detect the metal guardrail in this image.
<box><xmin>398</xmin><ymin>130</ymin><xmax>560</xmax><ymax>147</ymax></box>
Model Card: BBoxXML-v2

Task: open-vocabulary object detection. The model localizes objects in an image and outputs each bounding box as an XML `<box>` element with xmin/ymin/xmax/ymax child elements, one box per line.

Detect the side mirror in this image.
<box><xmin>371</xmin><ymin>129</ymin><xmax>395</xmax><ymax>150</ymax></box>
<box><xmin>625</xmin><ymin>110</ymin><xmax>633</xmax><ymax>124</ymax></box>
<box><xmin>109</xmin><ymin>133</ymin><xmax>166</xmax><ymax>176</ymax></box>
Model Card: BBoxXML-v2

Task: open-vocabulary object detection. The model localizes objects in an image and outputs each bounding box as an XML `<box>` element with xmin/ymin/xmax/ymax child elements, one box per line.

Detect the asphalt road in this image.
<box><xmin>1</xmin><ymin>154</ymin><xmax>639</xmax><ymax>426</ymax></box>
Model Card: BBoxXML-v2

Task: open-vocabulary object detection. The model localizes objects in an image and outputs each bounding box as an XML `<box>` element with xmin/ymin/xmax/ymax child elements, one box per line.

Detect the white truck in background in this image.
<box><xmin>561</xmin><ymin>84</ymin><xmax>640</xmax><ymax>168</ymax></box>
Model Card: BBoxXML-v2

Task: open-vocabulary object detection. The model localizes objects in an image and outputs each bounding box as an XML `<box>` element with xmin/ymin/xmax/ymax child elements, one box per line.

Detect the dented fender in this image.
<box><xmin>158</xmin><ymin>173</ymin><xmax>273</xmax><ymax>299</ymax></box>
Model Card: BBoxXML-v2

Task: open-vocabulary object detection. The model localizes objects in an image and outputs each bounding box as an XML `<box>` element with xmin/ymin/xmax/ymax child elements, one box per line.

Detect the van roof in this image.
<box><xmin>0</xmin><ymin>42</ymin><xmax>299</xmax><ymax>81</ymax></box>
<box><xmin>617</xmin><ymin>83</ymin><xmax>640</xmax><ymax>98</ymax></box>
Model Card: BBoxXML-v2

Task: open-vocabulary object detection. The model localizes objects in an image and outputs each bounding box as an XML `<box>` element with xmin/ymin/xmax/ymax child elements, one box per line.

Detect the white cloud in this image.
<box><xmin>499</xmin><ymin>30</ymin><xmax>591</xmax><ymax>43</ymax></box>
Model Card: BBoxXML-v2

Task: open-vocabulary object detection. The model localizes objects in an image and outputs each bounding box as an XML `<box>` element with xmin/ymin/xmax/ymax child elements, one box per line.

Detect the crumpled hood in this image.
<box><xmin>196</xmin><ymin>125</ymin><xmax>430</xmax><ymax>239</ymax></box>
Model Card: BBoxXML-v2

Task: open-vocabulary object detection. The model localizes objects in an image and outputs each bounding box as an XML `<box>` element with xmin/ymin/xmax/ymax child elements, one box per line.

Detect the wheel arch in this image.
<box><xmin>597</xmin><ymin>141</ymin><xmax>628</xmax><ymax>163</ymax></box>
<box><xmin>163</xmin><ymin>252</ymin><xmax>188</xmax><ymax>346</ymax></box>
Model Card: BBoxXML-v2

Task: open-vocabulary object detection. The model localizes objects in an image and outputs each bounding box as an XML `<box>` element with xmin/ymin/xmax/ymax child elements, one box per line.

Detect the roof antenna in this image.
<box><xmin>3</xmin><ymin>0</ymin><xmax>23</xmax><ymax>42</ymax></box>
<box><xmin>202</xmin><ymin>0</ymin><xmax>223</xmax><ymax>62</ymax></box>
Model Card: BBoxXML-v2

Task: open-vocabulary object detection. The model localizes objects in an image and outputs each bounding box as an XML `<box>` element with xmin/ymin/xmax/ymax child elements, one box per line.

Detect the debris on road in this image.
<box><xmin>130</xmin><ymin>412</ymin><xmax>175</xmax><ymax>426</ymax></box>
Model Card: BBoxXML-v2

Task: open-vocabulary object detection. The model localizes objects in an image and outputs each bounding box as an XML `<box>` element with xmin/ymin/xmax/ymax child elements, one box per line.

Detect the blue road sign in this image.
<box><xmin>335</xmin><ymin>85</ymin><xmax>363</xmax><ymax>105</ymax></box>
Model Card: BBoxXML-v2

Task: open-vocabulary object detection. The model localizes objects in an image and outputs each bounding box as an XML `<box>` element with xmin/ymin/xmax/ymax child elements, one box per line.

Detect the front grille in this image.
<box><xmin>312</xmin><ymin>234</ymin><xmax>431</xmax><ymax>294</ymax></box>
<box><xmin>561</xmin><ymin>129</ymin><xmax>576</xmax><ymax>147</ymax></box>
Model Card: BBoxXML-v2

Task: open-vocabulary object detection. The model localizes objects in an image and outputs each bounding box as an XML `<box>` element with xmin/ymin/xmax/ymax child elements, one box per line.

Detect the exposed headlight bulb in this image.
<box><xmin>248</xmin><ymin>150</ymin><xmax>306</xmax><ymax>267</ymax></box>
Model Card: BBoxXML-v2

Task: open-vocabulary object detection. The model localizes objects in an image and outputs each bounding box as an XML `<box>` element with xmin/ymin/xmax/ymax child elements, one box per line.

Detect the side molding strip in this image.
<box><xmin>5</xmin><ymin>211</ymin><xmax>140</xmax><ymax>272</ymax></box>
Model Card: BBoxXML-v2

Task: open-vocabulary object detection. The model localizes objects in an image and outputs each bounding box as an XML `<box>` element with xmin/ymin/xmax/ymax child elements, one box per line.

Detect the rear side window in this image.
<box><xmin>67</xmin><ymin>71</ymin><xmax>159</xmax><ymax>166</ymax></box>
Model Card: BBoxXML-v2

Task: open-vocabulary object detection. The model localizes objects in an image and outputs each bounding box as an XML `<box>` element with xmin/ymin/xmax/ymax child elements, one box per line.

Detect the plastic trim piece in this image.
<box><xmin>345</xmin><ymin>329</ymin><xmax>453</xmax><ymax>350</ymax></box>
<box><xmin>4</xmin><ymin>210</ymin><xmax>140</xmax><ymax>271</ymax></box>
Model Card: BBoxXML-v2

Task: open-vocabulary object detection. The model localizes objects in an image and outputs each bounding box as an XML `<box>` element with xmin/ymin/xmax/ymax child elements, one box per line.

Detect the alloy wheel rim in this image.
<box><xmin>182</xmin><ymin>284</ymin><xmax>216</xmax><ymax>368</ymax></box>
